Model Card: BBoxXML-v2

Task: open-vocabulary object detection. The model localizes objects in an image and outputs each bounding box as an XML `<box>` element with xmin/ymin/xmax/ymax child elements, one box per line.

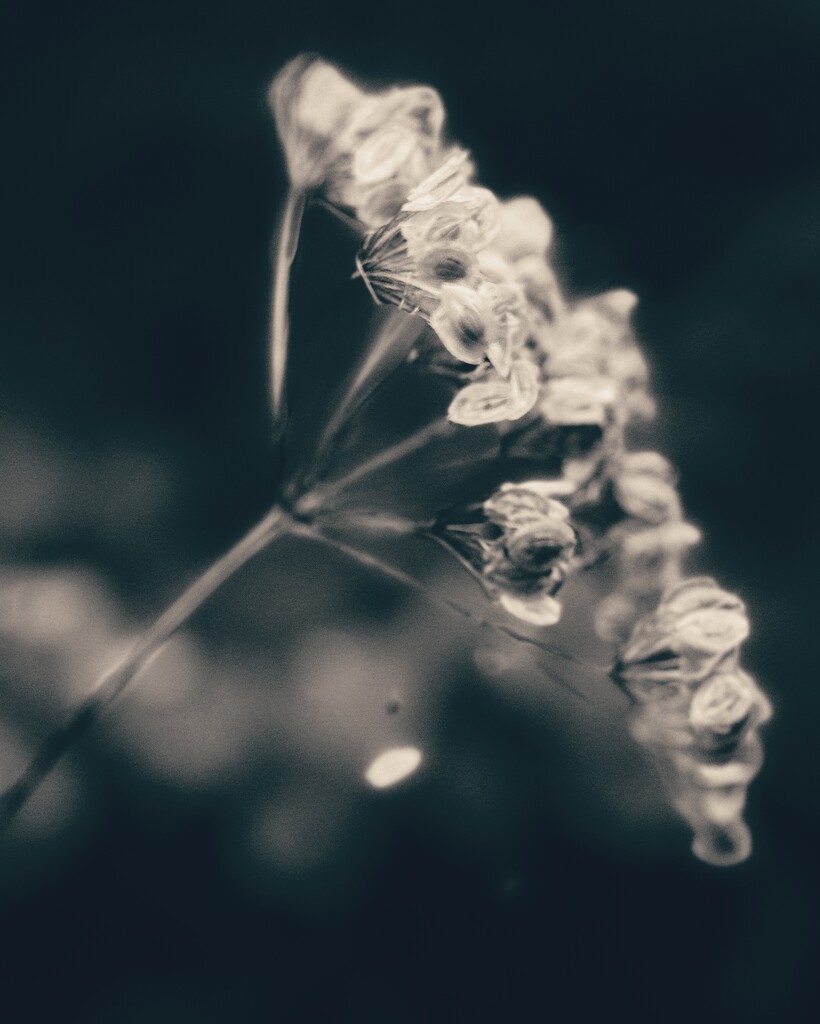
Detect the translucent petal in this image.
<box><xmin>430</xmin><ymin>284</ymin><xmax>491</xmax><ymax>364</ymax></box>
<box><xmin>402</xmin><ymin>148</ymin><xmax>473</xmax><ymax>212</ymax></box>
<box><xmin>447</xmin><ymin>359</ymin><xmax>539</xmax><ymax>426</ymax></box>
<box><xmin>353</xmin><ymin>122</ymin><xmax>427</xmax><ymax>185</ymax></box>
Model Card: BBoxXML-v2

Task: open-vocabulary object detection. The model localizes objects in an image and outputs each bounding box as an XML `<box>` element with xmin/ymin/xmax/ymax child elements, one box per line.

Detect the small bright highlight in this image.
<box><xmin>364</xmin><ymin>746</ymin><xmax>423</xmax><ymax>790</ymax></box>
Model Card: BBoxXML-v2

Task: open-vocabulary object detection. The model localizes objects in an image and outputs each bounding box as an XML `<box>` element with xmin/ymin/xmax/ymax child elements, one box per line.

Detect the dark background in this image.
<box><xmin>1</xmin><ymin>0</ymin><xmax>819</xmax><ymax>1020</ymax></box>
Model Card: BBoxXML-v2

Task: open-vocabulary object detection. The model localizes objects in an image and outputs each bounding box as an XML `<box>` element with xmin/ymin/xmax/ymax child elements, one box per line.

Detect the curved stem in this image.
<box><xmin>269</xmin><ymin>187</ymin><xmax>306</xmax><ymax>435</ymax></box>
<box><xmin>0</xmin><ymin>505</ymin><xmax>292</xmax><ymax>831</ymax></box>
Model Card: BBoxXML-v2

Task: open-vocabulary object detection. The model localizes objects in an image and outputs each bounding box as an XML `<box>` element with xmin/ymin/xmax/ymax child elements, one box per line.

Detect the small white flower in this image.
<box><xmin>447</xmin><ymin>358</ymin><xmax>539</xmax><ymax>426</ymax></box>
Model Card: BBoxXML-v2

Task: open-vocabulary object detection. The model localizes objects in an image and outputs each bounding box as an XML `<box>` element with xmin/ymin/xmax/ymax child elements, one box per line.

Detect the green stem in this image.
<box><xmin>269</xmin><ymin>187</ymin><xmax>306</xmax><ymax>434</ymax></box>
<box><xmin>0</xmin><ymin>505</ymin><xmax>292</xmax><ymax>831</ymax></box>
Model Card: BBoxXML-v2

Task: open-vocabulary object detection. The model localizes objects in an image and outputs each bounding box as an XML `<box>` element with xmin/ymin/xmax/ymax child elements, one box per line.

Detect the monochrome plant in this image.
<box><xmin>0</xmin><ymin>54</ymin><xmax>771</xmax><ymax>868</ymax></box>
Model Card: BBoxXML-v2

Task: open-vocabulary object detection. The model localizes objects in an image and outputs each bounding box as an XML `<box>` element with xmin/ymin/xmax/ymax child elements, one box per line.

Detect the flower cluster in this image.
<box><xmin>356</xmin><ymin>153</ymin><xmax>545</xmax><ymax>426</ymax></box>
<box><xmin>613</xmin><ymin>578</ymin><xmax>771</xmax><ymax>865</ymax></box>
<box><xmin>592</xmin><ymin>450</ymin><xmax>702</xmax><ymax>643</ymax></box>
<box><xmin>267</xmin><ymin>55</ymin><xmax>771</xmax><ymax>866</ymax></box>
<box><xmin>434</xmin><ymin>481</ymin><xmax>578</xmax><ymax>626</ymax></box>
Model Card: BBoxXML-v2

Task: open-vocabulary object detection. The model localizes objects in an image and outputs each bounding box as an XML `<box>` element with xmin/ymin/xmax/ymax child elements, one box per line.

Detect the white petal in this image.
<box><xmin>447</xmin><ymin>359</ymin><xmax>539</xmax><ymax>426</ymax></box>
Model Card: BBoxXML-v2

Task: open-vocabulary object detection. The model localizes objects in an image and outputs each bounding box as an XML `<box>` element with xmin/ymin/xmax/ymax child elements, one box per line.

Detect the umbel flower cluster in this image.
<box><xmin>268</xmin><ymin>55</ymin><xmax>771</xmax><ymax>866</ymax></box>
<box><xmin>0</xmin><ymin>56</ymin><xmax>770</xmax><ymax>871</ymax></box>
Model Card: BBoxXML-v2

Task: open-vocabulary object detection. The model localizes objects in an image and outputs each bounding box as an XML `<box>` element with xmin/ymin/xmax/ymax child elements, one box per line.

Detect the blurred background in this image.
<box><xmin>1</xmin><ymin>0</ymin><xmax>819</xmax><ymax>1020</ymax></box>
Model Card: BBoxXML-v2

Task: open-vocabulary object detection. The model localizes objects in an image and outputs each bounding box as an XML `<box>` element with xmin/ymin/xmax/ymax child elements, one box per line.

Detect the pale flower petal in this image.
<box><xmin>353</xmin><ymin>122</ymin><xmax>429</xmax><ymax>185</ymax></box>
<box><xmin>402</xmin><ymin>149</ymin><xmax>473</xmax><ymax>211</ymax></box>
<box><xmin>430</xmin><ymin>284</ymin><xmax>493</xmax><ymax>364</ymax></box>
<box><xmin>447</xmin><ymin>359</ymin><xmax>539</xmax><ymax>426</ymax></box>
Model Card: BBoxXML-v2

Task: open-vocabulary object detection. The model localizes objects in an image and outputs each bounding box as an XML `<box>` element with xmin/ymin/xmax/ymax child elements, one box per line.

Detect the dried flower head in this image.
<box><xmin>434</xmin><ymin>483</ymin><xmax>577</xmax><ymax>626</ymax></box>
<box><xmin>269</xmin><ymin>55</ymin><xmax>448</xmax><ymax>226</ymax></box>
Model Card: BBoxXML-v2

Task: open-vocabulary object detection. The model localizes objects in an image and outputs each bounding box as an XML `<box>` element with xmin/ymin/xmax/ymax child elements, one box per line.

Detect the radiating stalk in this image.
<box><xmin>306</xmin><ymin>311</ymin><xmax>426</xmax><ymax>484</ymax></box>
<box><xmin>298</xmin><ymin>416</ymin><xmax>453</xmax><ymax>515</ymax></box>
<box><xmin>292</xmin><ymin>521</ymin><xmax>592</xmax><ymax>697</ymax></box>
<box><xmin>269</xmin><ymin>187</ymin><xmax>306</xmax><ymax>434</ymax></box>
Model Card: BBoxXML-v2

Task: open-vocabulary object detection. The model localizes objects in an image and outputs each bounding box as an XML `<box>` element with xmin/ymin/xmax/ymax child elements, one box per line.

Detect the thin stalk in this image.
<box><xmin>0</xmin><ymin>505</ymin><xmax>292</xmax><ymax>831</ymax></box>
<box><xmin>293</xmin><ymin>522</ymin><xmax>591</xmax><ymax>699</ymax></box>
<box><xmin>269</xmin><ymin>187</ymin><xmax>306</xmax><ymax>433</ymax></box>
<box><xmin>307</xmin><ymin>311</ymin><xmax>426</xmax><ymax>484</ymax></box>
<box><xmin>314</xmin><ymin>511</ymin><xmax>430</xmax><ymax>535</ymax></box>
<box><xmin>298</xmin><ymin>416</ymin><xmax>452</xmax><ymax>515</ymax></box>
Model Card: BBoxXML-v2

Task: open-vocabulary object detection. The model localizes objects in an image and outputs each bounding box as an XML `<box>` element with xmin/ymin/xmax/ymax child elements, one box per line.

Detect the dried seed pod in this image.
<box><xmin>447</xmin><ymin>359</ymin><xmax>540</xmax><ymax>426</ymax></box>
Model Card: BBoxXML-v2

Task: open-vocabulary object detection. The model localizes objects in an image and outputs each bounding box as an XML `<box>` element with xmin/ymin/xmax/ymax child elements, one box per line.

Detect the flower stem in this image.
<box><xmin>269</xmin><ymin>187</ymin><xmax>306</xmax><ymax>436</ymax></box>
<box><xmin>0</xmin><ymin>505</ymin><xmax>292</xmax><ymax>831</ymax></box>
<box><xmin>298</xmin><ymin>416</ymin><xmax>452</xmax><ymax>514</ymax></box>
<box><xmin>305</xmin><ymin>311</ymin><xmax>426</xmax><ymax>486</ymax></box>
<box><xmin>292</xmin><ymin>521</ymin><xmax>591</xmax><ymax>697</ymax></box>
